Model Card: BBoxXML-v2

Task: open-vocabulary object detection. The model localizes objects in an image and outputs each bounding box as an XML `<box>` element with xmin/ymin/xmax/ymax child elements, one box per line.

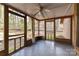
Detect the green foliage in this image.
<box><xmin>0</xmin><ymin>5</ymin><xmax>4</xmax><ymax>31</ymax></box>
<box><xmin>9</xmin><ymin>13</ymin><xmax>24</xmax><ymax>33</ymax></box>
<box><xmin>27</xmin><ymin>18</ymin><xmax>32</xmax><ymax>31</ymax></box>
<box><xmin>46</xmin><ymin>34</ymin><xmax>54</xmax><ymax>40</ymax></box>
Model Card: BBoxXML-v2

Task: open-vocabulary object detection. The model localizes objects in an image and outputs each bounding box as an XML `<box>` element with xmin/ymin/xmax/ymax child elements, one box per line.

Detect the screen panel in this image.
<box><xmin>35</xmin><ymin>20</ymin><xmax>38</xmax><ymax>37</ymax></box>
<box><xmin>39</xmin><ymin>21</ymin><xmax>45</xmax><ymax>37</ymax></box>
<box><xmin>55</xmin><ymin>18</ymin><xmax>71</xmax><ymax>39</ymax></box>
<box><xmin>27</xmin><ymin>16</ymin><xmax>32</xmax><ymax>40</ymax></box>
<box><xmin>0</xmin><ymin>4</ymin><xmax>4</xmax><ymax>51</ymax></box>
<box><xmin>9</xmin><ymin>13</ymin><xmax>24</xmax><ymax>53</ymax></box>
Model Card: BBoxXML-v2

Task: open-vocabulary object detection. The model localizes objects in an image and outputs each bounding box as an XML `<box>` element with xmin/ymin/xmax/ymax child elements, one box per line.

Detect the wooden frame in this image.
<box><xmin>24</xmin><ymin>16</ymin><xmax>27</xmax><ymax>46</ymax></box>
<box><xmin>70</xmin><ymin>17</ymin><xmax>72</xmax><ymax>44</ymax></box>
<box><xmin>39</xmin><ymin>15</ymin><xmax>73</xmax><ymax>21</ymax></box>
<box><xmin>8</xmin><ymin>12</ymin><xmax>25</xmax><ymax>55</ymax></box>
<box><xmin>54</xmin><ymin>18</ymin><xmax>56</xmax><ymax>41</ymax></box>
<box><xmin>9</xmin><ymin>33</ymin><xmax>24</xmax><ymax>37</ymax></box>
<box><xmin>0</xmin><ymin>3</ymin><xmax>73</xmax><ymax>56</ymax></box>
<box><xmin>26</xmin><ymin>16</ymin><xmax>33</xmax><ymax>41</ymax></box>
<box><xmin>37</xmin><ymin>20</ymin><xmax>39</xmax><ymax>36</ymax></box>
<box><xmin>38</xmin><ymin>16</ymin><xmax>72</xmax><ymax>44</ymax></box>
<box><xmin>55</xmin><ymin>16</ymin><xmax>72</xmax><ymax>44</ymax></box>
<box><xmin>0</xmin><ymin>4</ymin><xmax>29</xmax><ymax>55</ymax></box>
<box><xmin>4</xmin><ymin>4</ymin><xmax>9</xmax><ymax>56</ymax></box>
<box><xmin>38</xmin><ymin>21</ymin><xmax>45</xmax><ymax>37</ymax></box>
<box><xmin>34</xmin><ymin>19</ymin><xmax>40</xmax><ymax>38</ymax></box>
<box><xmin>31</xmin><ymin>18</ymin><xmax>35</xmax><ymax>43</ymax></box>
<box><xmin>45</xmin><ymin>20</ymin><xmax>55</xmax><ymax>41</ymax></box>
<box><xmin>8</xmin><ymin>10</ymin><xmax>25</xmax><ymax>18</ymax></box>
<box><xmin>44</xmin><ymin>20</ymin><xmax>46</xmax><ymax>40</ymax></box>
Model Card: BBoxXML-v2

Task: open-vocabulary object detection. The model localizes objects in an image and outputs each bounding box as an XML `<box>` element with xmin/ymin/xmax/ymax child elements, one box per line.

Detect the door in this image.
<box><xmin>46</xmin><ymin>21</ymin><xmax>54</xmax><ymax>40</ymax></box>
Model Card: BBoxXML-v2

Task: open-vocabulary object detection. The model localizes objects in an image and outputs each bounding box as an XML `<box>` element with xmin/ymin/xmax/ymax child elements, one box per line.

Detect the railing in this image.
<box><xmin>35</xmin><ymin>30</ymin><xmax>54</xmax><ymax>40</ymax></box>
<box><xmin>9</xmin><ymin>33</ymin><xmax>24</xmax><ymax>53</ymax></box>
<box><xmin>9</xmin><ymin>33</ymin><xmax>24</xmax><ymax>37</ymax></box>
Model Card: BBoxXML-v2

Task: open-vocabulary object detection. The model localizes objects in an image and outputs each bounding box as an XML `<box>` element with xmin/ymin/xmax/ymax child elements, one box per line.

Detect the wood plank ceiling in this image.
<box><xmin>7</xmin><ymin>3</ymin><xmax>73</xmax><ymax>20</ymax></box>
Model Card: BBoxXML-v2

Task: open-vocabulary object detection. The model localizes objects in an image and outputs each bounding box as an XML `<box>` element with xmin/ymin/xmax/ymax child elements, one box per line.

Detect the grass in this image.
<box><xmin>9</xmin><ymin>48</ymin><xmax>14</xmax><ymax>53</ymax></box>
<box><xmin>9</xmin><ymin>45</ymin><xmax>20</xmax><ymax>53</ymax></box>
<box><xmin>46</xmin><ymin>34</ymin><xmax>54</xmax><ymax>40</ymax></box>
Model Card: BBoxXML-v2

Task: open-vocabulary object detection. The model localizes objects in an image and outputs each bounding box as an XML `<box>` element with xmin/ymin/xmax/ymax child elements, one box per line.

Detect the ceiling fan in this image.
<box><xmin>33</xmin><ymin>3</ymin><xmax>50</xmax><ymax>18</ymax></box>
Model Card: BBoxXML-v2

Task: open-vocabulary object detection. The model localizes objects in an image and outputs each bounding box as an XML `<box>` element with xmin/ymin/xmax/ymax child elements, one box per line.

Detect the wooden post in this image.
<box><xmin>70</xmin><ymin>17</ymin><xmax>72</xmax><ymax>44</ymax></box>
<box><xmin>4</xmin><ymin>5</ymin><xmax>9</xmax><ymax>55</ymax></box>
<box><xmin>14</xmin><ymin>39</ymin><xmax>16</xmax><ymax>50</ymax></box>
<box><xmin>32</xmin><ymin>18</ymin><xmax>35</xmax><ymax>43</ymax></box>
<box><xmin>54</xmin><ymin>18</ymin><xmax>56</xmax><ymax>41</ymax></box>
<box><xmin>38</xmin><ymin>21</ymin><xmax>40</xmax><ymax>36</ymax></box>
<box><xmin>44</xmin><ymin>20</ymin><xmax>46</xmax><ymax>40</ymax></box>
<box><xmin>24</xmin><ymin>16</ymin><xmax>27</xmax><ymax>46</ymax></box>
<box><xmin>20</xmin><ymin>37</ymin><xmax>21</xmax><ymax>48</ymax></box>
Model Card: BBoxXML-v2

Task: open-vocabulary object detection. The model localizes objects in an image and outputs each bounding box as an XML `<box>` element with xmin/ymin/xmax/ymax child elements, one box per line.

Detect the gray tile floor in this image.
<box><xmin>12</xmin><ymin>40</ymin><xmax>76</xmax><ymax>56</ymax></box>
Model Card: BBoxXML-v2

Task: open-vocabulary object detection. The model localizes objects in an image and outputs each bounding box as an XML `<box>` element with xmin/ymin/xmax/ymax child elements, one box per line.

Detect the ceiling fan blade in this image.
<box><xmin>38</xmin><ymin>3</ymin><xmax>50</xmax><ymax>10</ymax></box>
<box><xmin>40</xmin><ymin>10</ymin><xmax>45</xmax><ymax>18</ymax></box>
<box><xmin>33</xmin><ymin>3</ymin><xmax>43</xmax><ymax>16</ymax></box>
<box><xmin>33</xmin><ymin>10</ymin><xmax>40</xmax><ymax>16</ymax></box>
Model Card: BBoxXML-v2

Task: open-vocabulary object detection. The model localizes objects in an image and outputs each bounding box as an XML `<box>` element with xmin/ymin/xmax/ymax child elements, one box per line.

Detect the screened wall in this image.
<box><xmin>0</xmin><ymin>4</ymin><xmax>73</xmax><ymax>56</ymax></box>
<box><xmin>39</xmin><ymin>21</ymin><xmax>45</xmax><ymax>37</ymax></box>
<box><xmin>8</xmin><ymin>12</ymin><xmax>24</xmax><ymax>53</ymax></box>
<box><xmin>27</xmin><ymin>16</ymin><xmax>32</xmax><ymax>40</ymax></box>
<box><xmin>34</xmin><ymin>20</ymin><xmax>39</xmax><ymax>37</ymax></box>
<box><xmin>0</xmin><ymin>4</ymin><xmax>4</xmax><ymax>51</ymax></box>
<box><xmin>55</xmin><ymin>18</ymin><xmax>71</xmax><ymax>39</ymax></box>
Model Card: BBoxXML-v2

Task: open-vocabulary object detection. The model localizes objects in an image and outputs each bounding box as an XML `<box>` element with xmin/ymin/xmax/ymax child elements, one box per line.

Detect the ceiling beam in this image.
<box><xmin>39</xmin><ymin>15</ymin><xmax>73</xmax><ymax>21</ymax></box>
